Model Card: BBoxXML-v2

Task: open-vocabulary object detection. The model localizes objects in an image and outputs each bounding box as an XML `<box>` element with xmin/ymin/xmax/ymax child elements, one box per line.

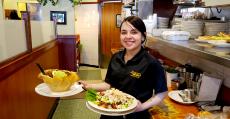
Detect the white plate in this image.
<box><xmin>207</xmin><ymin>41</ymin><xmax>230</xmax><ymax>48</ymax></box>
<box><xmin>194</xmin><ymin>39</ymin><xmax>209</xmax><ymax>43</ymax></box>
<box><xmin>87</xmin><ymin>95</ymin><xmax>138</xmax><ymax>113</ymax></box>
<box><xmin>168</xmin><ymin>90</ymin><xmax>196</xmax><ymax>104</ymax></box>
<box><xmin>86</xmin><ymin>102</ymin><xmax>135</xmax><ymax>116</ymax></box>
<box><xmin>35</xmin><ymin>82</ymin><xmax>84</xmax><ymax>97</ymax></box>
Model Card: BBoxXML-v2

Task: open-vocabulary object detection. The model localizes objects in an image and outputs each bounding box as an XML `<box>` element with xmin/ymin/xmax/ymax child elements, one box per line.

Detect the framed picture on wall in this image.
<box><xmin>116</xmin><ymin>14</ymin><xmax>122</xmax><ymax>28</ymax></box>
<box><xmin>50</xmin><ymin>11</ymin><xmax>67</xmax><ymax>25</ymax></box>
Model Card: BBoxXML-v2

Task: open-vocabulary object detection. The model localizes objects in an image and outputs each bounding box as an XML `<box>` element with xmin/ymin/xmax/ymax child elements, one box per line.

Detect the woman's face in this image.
<box><xmin>120</xmin><ymin>21</ymin><xmax>143</xmax><ymax>51</ymax></box>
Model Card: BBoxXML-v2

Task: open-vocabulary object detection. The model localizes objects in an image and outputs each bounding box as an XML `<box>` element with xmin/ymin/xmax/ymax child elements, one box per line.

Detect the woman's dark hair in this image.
<box><xmin>9</xmin><ymin>10</ymin><xmax>20</xmax><ymax>20</ymax></box>
<box><xmin>120</xmin><ymin>16</ymin><xmax>146</xmax><ymax>40</ymax></box>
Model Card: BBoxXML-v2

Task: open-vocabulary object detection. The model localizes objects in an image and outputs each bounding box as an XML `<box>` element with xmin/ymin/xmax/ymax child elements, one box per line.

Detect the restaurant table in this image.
<box><xmin>149</xmin><ymin>90</ymin><xmax>199</xmax><ymax>119</ymax></box>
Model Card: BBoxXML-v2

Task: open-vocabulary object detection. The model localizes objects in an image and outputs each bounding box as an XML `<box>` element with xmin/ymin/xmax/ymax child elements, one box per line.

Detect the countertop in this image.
<box><xmin>150</xmin><ymin>92</ymin><xmax>199</xmax><ymax>119</ymax></box>
<box><xmin>147</xmin><ymin>36</ymin><xmax>230</xmax><ymax>68</ymax></box>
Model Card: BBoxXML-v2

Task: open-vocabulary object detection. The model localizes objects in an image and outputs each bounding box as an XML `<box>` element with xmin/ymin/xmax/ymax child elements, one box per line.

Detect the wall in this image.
<box><xmin>3</xmin><ymin>0</ymin><xmax>75</xmax><ymax>35</ymax></box>
<box><xmin>3</xmin><ymin>0</ymin><xmax>18</xmax><ymax>9</ymax></box>
<box><xmin>75</xmin><ymin>4</ymin><xmax>99</xmax><ymax>66</ymax></box>
<box><xmin>3</xmin><ymin>0</ymin><xmax>38</xmax><ymax>9</ymax></box>
<box><xmin>0</xmin><ymin>0</ymin><xmax>3</xmax><ymax>19</ymax></box>
<box><xmin>41</xmin><ymin>0</ymin><xmax>75</xmax><ymax>35</ymax></box>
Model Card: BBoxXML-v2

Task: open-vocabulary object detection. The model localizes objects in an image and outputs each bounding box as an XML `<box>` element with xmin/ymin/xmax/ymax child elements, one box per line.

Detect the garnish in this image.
<box><xmin>85</xmin><ymin>89</ymin><xmax>97</xmax><ymax>101</ymax></box>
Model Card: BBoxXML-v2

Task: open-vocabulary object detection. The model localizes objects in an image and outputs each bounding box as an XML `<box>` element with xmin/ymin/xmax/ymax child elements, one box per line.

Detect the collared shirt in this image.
<box><xmin>105</xmin><ymin>47</ymin><xmax>168</xmax><ymax>103</ymax></box>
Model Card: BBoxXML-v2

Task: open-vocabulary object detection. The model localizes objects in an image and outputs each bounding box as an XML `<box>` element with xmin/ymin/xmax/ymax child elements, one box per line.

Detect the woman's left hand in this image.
<box><xmin>134</xmin><ymin>100</ymin><xmax>144</xmax><ymax>112</ymax></box>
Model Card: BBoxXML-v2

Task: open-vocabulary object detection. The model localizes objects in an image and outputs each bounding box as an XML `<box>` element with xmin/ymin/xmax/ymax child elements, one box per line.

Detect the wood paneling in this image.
<box><xmin>21</xmin><ymin>11</ymin><xmax>32</xmax><ymax>52</ymax></box>
<box><xmin>0</xmin><ymin>40</ymin><xmax>57</xmax><ymax>80</ymax></box>
<box><xmin>101</xmin><ymin>2</ymin><xmax>123</xmax><ymax>57</ymax></box>
<box><xmin>0</xmin><ymin>40</ymin><xmax>59</xmax><ymax>119</ymax></box>
<box><xmin>57</xmin><ymin>35</ymin><xmax>80</xmax><ymax>71</ymax></box>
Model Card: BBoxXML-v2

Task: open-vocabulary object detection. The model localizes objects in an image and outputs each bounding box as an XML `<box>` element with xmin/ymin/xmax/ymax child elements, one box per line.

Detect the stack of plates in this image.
<box><xmin>157</xmin><ymin>17</ymin><xmax>169</xmax><ymax>28</ymax></box>
<box><xmin>143</xmin><ymin>19</ymin><xmax>157</xmax><ymax>34</ymax></box>
<box><xmin>171</xmin><ymin>17</ymin><xmax>183</xmax><ymax>30</ymax></box>
<box><xmin>204</xmin><ymin>22</ymin><xmax>228</xmax><ymax>35</ymax></box>
<box><xmin>228</xmin><ymin>21</ymin><xmax>230</xmax><ymax>34</ymax></box>
<box><xmin>181</xmin><ymin>20</ymin><xmax>204</xmax><ymax>39</ymax></box>
<box><xmin>86</xmin><ymin>95</ymin><xmax>138</xmax><ymax>116</ymax></box>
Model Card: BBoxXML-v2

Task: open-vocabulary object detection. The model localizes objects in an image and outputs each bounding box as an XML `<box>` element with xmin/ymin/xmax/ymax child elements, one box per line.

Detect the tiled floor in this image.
<box><xmin>79</xmin><ymin>66</ymin><xmax>107</xmax><ymax>80</ymax></box>
<box><xmin>52</xmin><ymin>66</ymin><xmax>107</xmax><ymax>119</ymax></box>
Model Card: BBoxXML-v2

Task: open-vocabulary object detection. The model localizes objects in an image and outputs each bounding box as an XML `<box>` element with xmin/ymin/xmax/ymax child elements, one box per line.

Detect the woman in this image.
<box><xmin>9</xmin><ymin>10</ymin><xmax>20</xmax><ymax>20</ymax></box>
<box><xmin>80</xmin><ymin>16</ymin><xmax>168</xmax><ymax>119</ymax></box>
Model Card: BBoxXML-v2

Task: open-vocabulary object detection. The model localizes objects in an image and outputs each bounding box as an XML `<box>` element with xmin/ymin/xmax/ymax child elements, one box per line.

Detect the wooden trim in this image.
<box><xmin>80</xmin><ymin>64</ymin><xmax>99</xmax><ymax>68</ymax></box>
<box><xmin>21</xmin><ymin>11</ymin><xmax>32</xmax><ymax>52</ymax></box>
<box><xmin>0</xmin><ymin>40</ymin><xmax>57</xmax><ymax>80</ymax></box>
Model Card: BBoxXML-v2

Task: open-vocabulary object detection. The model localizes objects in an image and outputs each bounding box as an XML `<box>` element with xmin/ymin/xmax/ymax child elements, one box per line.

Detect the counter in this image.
<box><xmin>146</xmin><ymin>36</ymin><xmax>230</xmax><ymax>105</ymax></box>
<box><xmin>146</xmin><ymin>36</ymin><xmax>230</xmax><ymax>88</ymax></box>
<box><xmin>147</xmin><ymin>36</ymin><xmax>230</xmax><ymax>67</ymax></box>
<box><xmin>150</xmin><ymin>93</ymin><xmax>199</xmax><ymax>119</ymax></box>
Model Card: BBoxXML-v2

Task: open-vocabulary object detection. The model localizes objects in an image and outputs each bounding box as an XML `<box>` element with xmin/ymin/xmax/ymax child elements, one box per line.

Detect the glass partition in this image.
<box><xmin>0</xmin><ymin>19</ymin><xmax>56</xmax><ymax>63</ymax></box>
<box><xmin>31</xmin><ymin>21</ymin><xmax>55</xmax><ymax>48</ymax></box>
<box><xmin>0</xmin><ymin>20</ymin><xmax>27</xmax><ymax>62</ymax></box>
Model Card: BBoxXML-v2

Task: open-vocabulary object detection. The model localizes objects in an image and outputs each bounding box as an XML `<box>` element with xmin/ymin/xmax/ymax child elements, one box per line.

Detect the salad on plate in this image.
<box><xmin>85</xmin><ymin>88</ymin><xmax>137</xmax><ymax>112</ymax></box>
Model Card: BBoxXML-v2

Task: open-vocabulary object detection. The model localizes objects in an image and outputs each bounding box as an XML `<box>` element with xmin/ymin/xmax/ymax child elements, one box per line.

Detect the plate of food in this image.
<box><xmin>35</xmin><ymin>68</ymin><xmax>83</xmax><ymax>97</ymax></box>
<box><xmin>86</xmin><ymin>102</ymin><xmax>135</xmax><ymax>116</ymax></box>
<box><xmin>35</xmin><ymin>82</ymin><xmax>83</xmax><ymax>97</ymax></box>
<box><xmin>86</xmin><ymin>88</ymin><xmax>138</xmax><ymax>113</ymax></box>
<box><xmin>196</xmin><ymin>32</ymin><xmax>230</xmax><ymax>43</ymax></box>
<box><xmin>168</xmin><ymin>90</ymin><xmax>197</xmax><ymax>104</ymax></box>
<box><xmin>194</xmin><ymin>38</ymin><xmax>209</xmax><ymax>43</ymax></box>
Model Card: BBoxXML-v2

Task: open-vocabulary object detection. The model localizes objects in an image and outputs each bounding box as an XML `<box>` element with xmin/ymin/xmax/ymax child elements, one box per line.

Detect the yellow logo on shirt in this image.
<box><xmin>130</xmin><ymin>70</ymin><xmax>141</xmax><ymax>79</ymax></box>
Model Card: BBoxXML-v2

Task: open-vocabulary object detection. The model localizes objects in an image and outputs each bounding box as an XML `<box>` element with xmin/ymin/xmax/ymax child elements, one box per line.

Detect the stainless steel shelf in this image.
<box><xmin>147</xmin><ymin>36</ymin><xmax>230</xmax><ymax>68</ymax></box>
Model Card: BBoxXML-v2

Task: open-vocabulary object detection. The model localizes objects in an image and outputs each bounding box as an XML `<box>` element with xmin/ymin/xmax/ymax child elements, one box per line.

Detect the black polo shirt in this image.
<box><xmin>105</xmin><ymin>47</ymin><xmax>167</xmax><ymax>103</ymax></box>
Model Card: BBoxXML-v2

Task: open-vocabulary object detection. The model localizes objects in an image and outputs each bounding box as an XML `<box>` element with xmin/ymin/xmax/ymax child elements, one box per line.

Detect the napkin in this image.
<box><xmin>197</xmin><ymin>74</ymin><xmax>223</xmax><ymax>101</ymax></box>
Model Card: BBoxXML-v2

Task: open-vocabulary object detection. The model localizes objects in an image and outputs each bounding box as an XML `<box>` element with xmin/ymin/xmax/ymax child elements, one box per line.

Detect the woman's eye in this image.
<box><xmin>121</xmin><ymin>32</ymin><xmax>127</xmax><ymax>35</ymax></box>
<box><xmin>131</xmin><ymin>31</ymin><xmax>137</xmax><ymax>34</ymax></box>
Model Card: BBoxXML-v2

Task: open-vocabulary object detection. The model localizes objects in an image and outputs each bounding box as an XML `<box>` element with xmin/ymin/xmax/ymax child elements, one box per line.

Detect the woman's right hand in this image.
<box><xmin>78</xmin><ymin>80</ymin><xmax>90</xmax><ymax>90</ymax></box>
<box><xmin>79</xmin><ymin>81</ymin><xmax>110</xmax><ymax>91</ymax></box>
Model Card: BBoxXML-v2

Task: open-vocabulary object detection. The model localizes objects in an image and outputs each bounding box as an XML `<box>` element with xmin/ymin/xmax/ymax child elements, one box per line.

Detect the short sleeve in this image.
<box><xmin>148</xmin><ymin>61</ymin><xmax>168</xmax><ymax>94</ymax></box>
<box><xmin>104</xmin><ymin>54</ymin><xmax>116</xmax><ymax>85</ymax></box>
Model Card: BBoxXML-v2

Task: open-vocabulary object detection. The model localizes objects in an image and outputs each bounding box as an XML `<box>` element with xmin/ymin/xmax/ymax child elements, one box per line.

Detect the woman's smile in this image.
<box><xmin>124</xmin><ymin>39</ymin><xmax>135</xmax><ymax>46</ymax></box>
<box><xmin>120</xmin><ymin>22</ymin><xmax>142</xmax><ymax>51</ymax></box>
